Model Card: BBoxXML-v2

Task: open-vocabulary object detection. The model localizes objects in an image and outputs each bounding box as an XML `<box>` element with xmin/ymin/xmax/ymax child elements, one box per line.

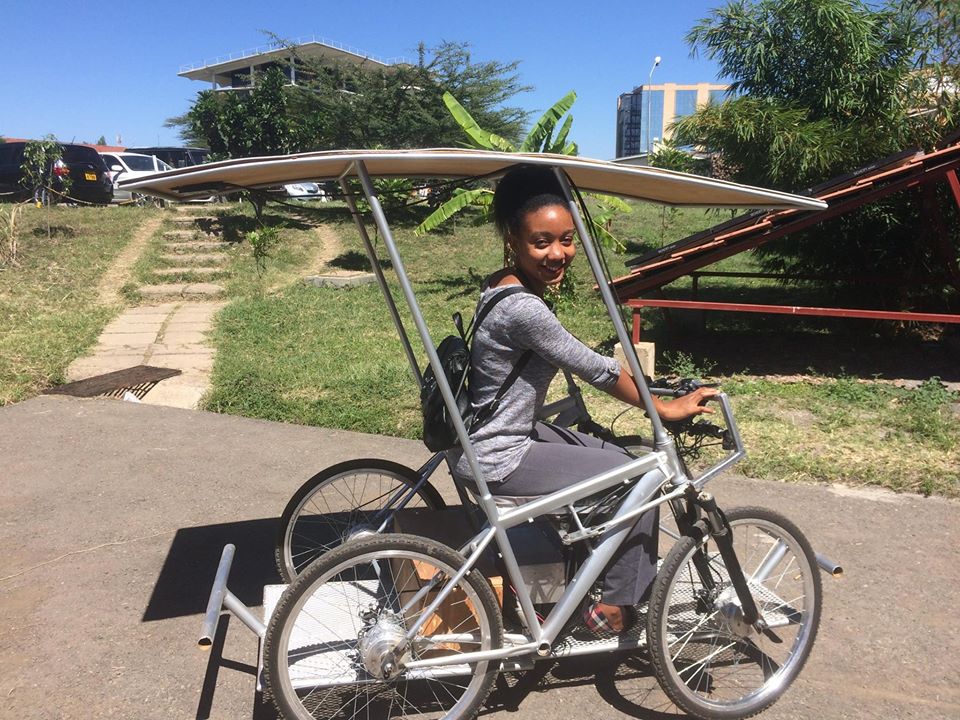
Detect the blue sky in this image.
<box><xmin>1</xmin><ymin>1</ymin><xmax>724</xmax><ymax>160</ymax></box>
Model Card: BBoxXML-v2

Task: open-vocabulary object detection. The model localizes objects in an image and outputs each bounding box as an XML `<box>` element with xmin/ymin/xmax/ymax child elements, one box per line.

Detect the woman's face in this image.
<box><xmin>509</xmin><ymin>204</ymin><xmax>576</xmax><ymax>294</ymax></box>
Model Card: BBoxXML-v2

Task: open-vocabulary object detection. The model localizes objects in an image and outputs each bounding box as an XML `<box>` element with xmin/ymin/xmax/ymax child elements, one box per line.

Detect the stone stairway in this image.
<box><xmin>67</xmin><ymin>209</ymin><xmax>235</xmax><ymax>409</ymax></box>
<box><xmin>137</xmin><ymin>214</ymin><xmax>230</xmax><ymax>300</ymax></box>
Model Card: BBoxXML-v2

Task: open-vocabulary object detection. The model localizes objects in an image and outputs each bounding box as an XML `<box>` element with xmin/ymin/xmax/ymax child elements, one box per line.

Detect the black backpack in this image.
<box><xmin>420</xmin><ymin>286</ymin><xmax>532</xmax><ymax>452</ymax></box>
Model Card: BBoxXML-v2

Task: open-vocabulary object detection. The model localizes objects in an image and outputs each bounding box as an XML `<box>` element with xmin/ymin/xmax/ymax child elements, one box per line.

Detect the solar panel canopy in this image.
<box><xmin>121</xmin><ymin>148</ymin><xmax>828</xmax><ymax>211</ymax></box>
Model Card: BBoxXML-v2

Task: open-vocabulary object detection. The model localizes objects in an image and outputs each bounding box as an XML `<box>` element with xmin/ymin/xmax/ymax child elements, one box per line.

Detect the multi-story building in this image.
<box><xmin>178</xmin><ymin>36</ymin><xmax>406</xmax><ymax>90</ymax></box>
<box><xmin>615</xmin><ymin>82</ymin><xmax>729</xmax><ymax>160</ymax></box>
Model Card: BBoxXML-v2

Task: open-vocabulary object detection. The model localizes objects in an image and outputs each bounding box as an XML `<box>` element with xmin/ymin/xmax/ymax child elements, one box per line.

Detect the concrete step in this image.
<box><xmin>164</xmin><ymin>241</ymin><xmax>229</xmax><ymax>252</ymax></box>
<box><xmin>158</xmin><ymin>252</ymin><xmax>228</xmax><ymax>266</ymax></box>
<box><xmin>162</xmin><ymin>230</ymin><xmax>197</xmax><ymax>239</ymax></box>
<box><xmin>152</xmin><ymin>267</ymin><xmax>226</xmax><ymax>279</ymax></box>
<box><xmin>137</xmin><ymin>283</ymin><xmax>224</xmax><ymax>299</ymax></box>
<box><xmin>170</xmin><ymin>215</ymin><xmax>218</xmax><ymax>228</ymax></box>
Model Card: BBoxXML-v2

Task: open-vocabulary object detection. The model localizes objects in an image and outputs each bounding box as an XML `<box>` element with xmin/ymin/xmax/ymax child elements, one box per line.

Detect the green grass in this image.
<box><xmin>726</xmin><ymin>377</ymin><xmax>959</xmax><ymax>495</ymax></box>
<box><xmin>0</xmin><ymin>204</ymin><xmax>156</xmax><ymax>404</ymax></box>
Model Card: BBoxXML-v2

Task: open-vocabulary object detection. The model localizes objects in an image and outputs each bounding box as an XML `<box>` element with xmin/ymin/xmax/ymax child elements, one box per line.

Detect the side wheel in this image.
<box><xmin>276</xmin><ymin>458</ymin><xmax>446</xmax><ymax>582</ymax></box>
<box><xmin>264</xmin><ymin>533</ymin><xmax>503</xmax><ymax>720</ymax></box>
<box><xmin>646</xmin><ymin>506</ymin><xmax>822</xmax><ymax>720</ymax></box>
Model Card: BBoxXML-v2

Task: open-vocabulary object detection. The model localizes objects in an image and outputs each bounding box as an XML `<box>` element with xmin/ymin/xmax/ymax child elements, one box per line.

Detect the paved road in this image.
<box><xmin>1</xmin><ymin>395</ymin><xmax>958</xmax><ymax>719</ymax></box>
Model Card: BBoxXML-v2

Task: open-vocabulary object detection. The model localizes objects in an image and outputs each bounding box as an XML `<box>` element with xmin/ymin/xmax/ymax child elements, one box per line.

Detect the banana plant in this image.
<box><xmin>416</xmin><ymin>90</ymin><xmax>628</xmax><ymax>252</ymax></box>
<box><xmin>415</xmin><ymin>91</ymin><xmax>579</xmax><ymax>236</ymax></box>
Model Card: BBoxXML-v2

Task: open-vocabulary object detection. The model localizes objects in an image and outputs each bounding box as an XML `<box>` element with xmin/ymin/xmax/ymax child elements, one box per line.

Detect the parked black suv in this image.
<box><xmin>0</xmin><ymin>141</ymin><xmax>113</xmax><ymax>204</ymax></box>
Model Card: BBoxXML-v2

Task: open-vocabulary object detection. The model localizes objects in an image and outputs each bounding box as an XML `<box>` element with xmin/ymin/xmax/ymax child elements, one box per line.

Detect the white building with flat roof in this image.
<box><xmin>178</xmin><ymin>36</ymin><xmax>406</xmax><ymax>90</ymax></box>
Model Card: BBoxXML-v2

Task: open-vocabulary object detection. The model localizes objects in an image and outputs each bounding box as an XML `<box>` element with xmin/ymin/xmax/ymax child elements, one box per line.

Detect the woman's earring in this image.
<box><xmin>504</xmin><ymin>243</ymin><xmax>517</xmax><ymax>268</ymax></box>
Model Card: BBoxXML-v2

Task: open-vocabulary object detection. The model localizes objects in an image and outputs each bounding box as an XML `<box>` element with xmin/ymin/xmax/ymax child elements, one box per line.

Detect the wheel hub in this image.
<box><xmin>715</xmin><ymin>589</ymin><xmax>754</xmax><ymax>638</ymax></box>
<box><xmin>358</xmin><ymin>611</ymin><xmax>407</xmax><ymax>679</ymax></box>
<box><xmin>345</xmin><ymin>522</ymin><xmax>376</xmax><ymax>543</ymax></box>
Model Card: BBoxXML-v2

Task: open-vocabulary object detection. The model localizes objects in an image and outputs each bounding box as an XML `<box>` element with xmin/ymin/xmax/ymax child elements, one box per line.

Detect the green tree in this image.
<box><xmin>672</xmin><ymin>0</ymin><xmax>960</xmax><ymax>305</ymax></box>
<box><xmin>675</xmin><ymin>0</ymin><xmax>934</xmax><ymax>189</ymax></box>
<box><xmin>905</xmin><ymin>0</ymin><xmax>960</xmax><ymax>139</ymax></box>
<box><xmin>182</xmin><ymin>65</ymin><xmax>291</xmax><ymax>159</ymax></box>
<box><xmin>281</xmin><ymin>40</ymin><xmax>528</xmax><ymax>151</ymax></box>
<box><xmin>650</xmin><ymin>137</ymin><xmax>709</xmax><ymax>175</ymax></box>
<box><xmin>171</xmin><ymin>40</ymin><xmax>530</xmax><ymax>156</ymax></box>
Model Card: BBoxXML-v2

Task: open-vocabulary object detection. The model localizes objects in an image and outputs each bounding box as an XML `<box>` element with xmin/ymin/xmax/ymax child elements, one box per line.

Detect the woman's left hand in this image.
<box><xmin>656</xmin><ymin>386</ymin><xmax>720</xmax><ymax>422</ymax></box>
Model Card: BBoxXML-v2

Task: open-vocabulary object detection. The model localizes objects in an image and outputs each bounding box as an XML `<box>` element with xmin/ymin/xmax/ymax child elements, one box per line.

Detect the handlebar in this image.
<box><xmin>648</xmin><ymin>377</ymin><xmax>740</xmax><ymax>457</ymax></box>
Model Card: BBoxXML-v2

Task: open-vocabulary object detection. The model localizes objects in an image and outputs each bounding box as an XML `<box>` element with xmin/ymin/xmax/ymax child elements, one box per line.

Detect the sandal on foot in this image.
<box><xmin>576</xmin><ymin>602</ymin><xmax>636</xmax><ymax>639</ymax></box>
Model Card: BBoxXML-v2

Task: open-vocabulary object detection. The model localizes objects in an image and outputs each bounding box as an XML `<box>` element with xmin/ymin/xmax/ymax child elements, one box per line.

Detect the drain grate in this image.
<box><xmin>45</xmin><ymin>365</ymin><xmax>182</xmax><ymax>400</ymax></box>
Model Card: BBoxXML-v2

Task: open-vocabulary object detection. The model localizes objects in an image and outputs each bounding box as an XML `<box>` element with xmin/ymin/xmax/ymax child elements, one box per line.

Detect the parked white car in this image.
<box><xmin>100</xmin><ymin>152</ymin><xmax>173</xmax><ymax>203</ymax></box>
<box><xmin>283</xmin><ymin>182</ymin><xmax>328</xmax><ymax>200</ymax></box>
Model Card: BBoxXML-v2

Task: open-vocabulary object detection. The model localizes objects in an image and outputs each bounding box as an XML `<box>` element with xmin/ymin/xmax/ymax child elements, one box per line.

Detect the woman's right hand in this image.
<box><xmin>654</xmin><ymin>386</ymin><xmax>719</xmax><ymax>422</ymax></box>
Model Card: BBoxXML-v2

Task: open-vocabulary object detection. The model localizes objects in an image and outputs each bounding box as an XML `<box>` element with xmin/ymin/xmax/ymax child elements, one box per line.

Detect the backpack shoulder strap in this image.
<box><xmin>468</xmin><ymin>286</ymin><xmax>542</xmax><ymax>429</ymax></box>
<box><xmin>467</xmin><ymin>285</ymin><xmax>531</xmax><ymax>340</ymax></box>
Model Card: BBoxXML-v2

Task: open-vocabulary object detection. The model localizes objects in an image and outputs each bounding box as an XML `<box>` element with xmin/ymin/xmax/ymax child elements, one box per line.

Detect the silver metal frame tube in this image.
<box><xmin>354</xmin><ymin>162</ymin><xmax>485</xmax><ymax>486</ymax></box>
<box><xmin>223</xmin><ymin>590</ymin><xmax>266</xmax><ymax>638</ymax></box>
<box><xmin>752</xmin><ymin>540</ymin><xmax>790</xmax><ymax>583</ymax></box>
<box><xmin>404</xmin><ymin>642</ymin><xmax>540</xmax><ymax>670</ymax></box>
<box><xmin>199</xmin><ymin>545</ymin><xmax>266</xmax><ymax>648</ymax></box>
<box><xmin>561</xmin><ymin>481</ymin><xmax>689</xmax><ymax>542</ymax></box>
<box><xmin>496</xmin><ymin>453</ymin><xmax>667</xmax><ymax>528</ymax></box>
<box><xmin>199</xmin><ymin>544</ymin><xmax>235</xmax><ymax>648</ymax></box>
<box><xmin>354</xmin><ymin>161</ymin><xmax>546</xmax><ymax>641</ymax></box>
<box><xmin>816</xmin><ymin>552</ymin><xmax>844</xmax><ymax>576</ymax></box>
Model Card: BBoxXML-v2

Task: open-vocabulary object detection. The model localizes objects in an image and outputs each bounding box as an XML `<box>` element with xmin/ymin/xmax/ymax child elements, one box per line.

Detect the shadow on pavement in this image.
<box><xmin>484</xmin><ymin>652</ymin><xmax>686</xmax><ymax>718</ymax></box>
<box><xmin>143</xmin><ymin>518</ymin><xmax>282</xmax><ymax>622</ymax></box>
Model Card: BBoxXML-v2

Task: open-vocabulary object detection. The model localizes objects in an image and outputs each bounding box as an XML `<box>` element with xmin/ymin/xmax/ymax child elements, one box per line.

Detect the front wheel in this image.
<box><xmin>264</xmin><ymin>533</ymin><xmax>503</xmax><ymax>720</ymax></box>
<box><xmin>646</xmin><ymin>506</ymin><xmax>822</xmax><ymax>719</ymax></box>
<box><xmin>275</xmin><ymin>458</ymin><xmax>446</xmax><ymax>582</ymax></box>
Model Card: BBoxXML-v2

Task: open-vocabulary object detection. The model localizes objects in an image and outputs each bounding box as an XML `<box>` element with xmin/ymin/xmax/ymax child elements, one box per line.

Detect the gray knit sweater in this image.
<box><xmin>450</xmin><ymin>284</ymin><xmax>621</xmax><ymax>483</ymax></box>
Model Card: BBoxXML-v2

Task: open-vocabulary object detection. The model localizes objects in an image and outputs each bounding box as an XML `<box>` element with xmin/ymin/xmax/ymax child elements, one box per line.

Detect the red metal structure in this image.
<box><xmin>612</xmin><ymin>136</ymin><xmax>960</xmax><ymax>340</ymax></box>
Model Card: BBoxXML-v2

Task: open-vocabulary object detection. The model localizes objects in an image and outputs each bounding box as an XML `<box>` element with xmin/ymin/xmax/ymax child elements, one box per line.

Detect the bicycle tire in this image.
<box><xmin>264</xmin><ymin>533</ymin><xmax>503</xmax><ymax>720</ymax></box>
<box><xmin>646</xmin><ymin>506</ymin><xmax>822</xmax><ymax>719</ymax></box>
<box><xmin>276</xmin><ymin>458</ymin><xmax>446</xmax><ymax>582</ymax></box>
<box><xmin>611</xmin><ymin>433</ymin><xmax>654</xmax><ymax>457</ymax></box>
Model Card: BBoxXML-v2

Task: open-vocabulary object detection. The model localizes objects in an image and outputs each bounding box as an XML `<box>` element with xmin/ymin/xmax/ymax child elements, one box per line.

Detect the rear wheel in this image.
<box><xmin>276</xmin><ymin>459</ymin><xmax>446</xmax><ymax>581</ymax></box>
<box><xmin>646</xmin><ymin>506</ymin><xmax>821</xmax><ymax>719</ymax></box>
<box><xmin>264</xmin><ymin>533</ymin><xmax>502</xmax><ymax>720</ymax></box>
<box><xmin>612</xmin><ymin>433</ymin><xmax>653</xmax><ymax>457</ymax></box>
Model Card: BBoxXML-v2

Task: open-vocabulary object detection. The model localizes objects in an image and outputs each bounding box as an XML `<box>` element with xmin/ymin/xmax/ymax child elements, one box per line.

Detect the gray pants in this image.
<box><xmin>492</xmin><ymin>422</ymin><xmax>658</xmax><ymax>606</ymax></box>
